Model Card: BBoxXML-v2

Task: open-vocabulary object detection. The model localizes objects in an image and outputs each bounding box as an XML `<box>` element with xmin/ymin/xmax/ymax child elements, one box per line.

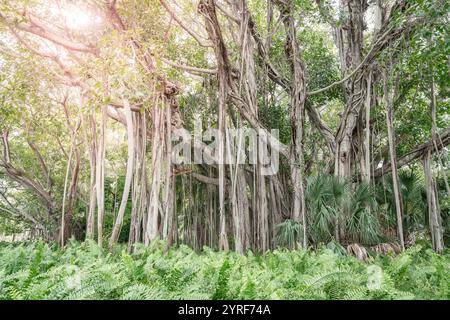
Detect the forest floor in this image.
<box><xmin>0</xmin><ymin>240</ymin><xmax>448</xmax><ymax>300</ymax></box>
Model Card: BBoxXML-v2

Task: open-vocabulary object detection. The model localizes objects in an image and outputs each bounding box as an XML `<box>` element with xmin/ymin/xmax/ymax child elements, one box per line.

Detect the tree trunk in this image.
<box><xmin>430</xmin><ymin>73</ymin><xmax>450</xmax><ymax>197</ymax></box>
<box><xmin>96</xmin><ymin>106</ymin><xmax>107</xmax><ymax>246</ymax></box>
<box><xmin>162</xmin><ymin>105</ymin><xmax>174</xmax><ymax>241</ymax></box>
<box><xmin>128</xmin><ymin>112</ymin><xmax>147</xmax><ymax>252</ymax></box>
<box><xmin>423</xmin><ymin>150</ymin><xmax>444</xmax><ymax>253</ymax></box>
<box><xmin>109</xmin><ymin>100</ymin><xmax>135</xmax><ymax>249</ymax></box>
<box><xmin>383</xmin><ymin>70</ymin><xmax>405</xmax><ymax>251</ymax></box>
<box><xmin>199</xmin><ymin>0</ymin><xmax>231</xmax><ymax>251</ymax></box>
<box><xmin>362</xmin><ymin>72</ymin><xmax>372</xmax><ymax>183</ymax></box>
<box><xmin>145</xmin><ymin>103</ymin><xmax>165</xmax><ymax>244</ymax></box>
<box><xmin>86</xmin><ymin>113</ymin><xmax>97</xmax><ymax>239</ymax></box>
<box><xmin>276</xmin><ymin>0</ymin><xmax>307</xmax><ymax>248</ymax></box>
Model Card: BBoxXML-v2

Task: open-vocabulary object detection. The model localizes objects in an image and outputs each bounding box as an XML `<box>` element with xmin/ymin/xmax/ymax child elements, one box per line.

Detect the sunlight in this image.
<box><xmin>62</xmin><ymin>6</ymin><xmax>91</xmax><ymax>29</ymax></box>
<box><xmin>49</xmin><ymin>2</ymin><xmax>101</xmax><ymax>30</ymax></box>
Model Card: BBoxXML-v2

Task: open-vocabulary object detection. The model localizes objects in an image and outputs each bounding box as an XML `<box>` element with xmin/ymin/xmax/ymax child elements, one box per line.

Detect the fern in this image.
<box><xmin>212</xmin><ymin>256</ymin><xmax>231</xmax><ymax>300</ymax></box>
<box><xmin>0</xmin><ymin>241</ymin><xmax>447</xmax><ymax>300</ymax></box>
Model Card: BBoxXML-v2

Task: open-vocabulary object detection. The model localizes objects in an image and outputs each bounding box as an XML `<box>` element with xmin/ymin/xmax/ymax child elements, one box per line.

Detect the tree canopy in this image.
<box><xmin>0</xmin><ymin>0</ymin><xmax>448</xmax><ymax>255</ymax></box>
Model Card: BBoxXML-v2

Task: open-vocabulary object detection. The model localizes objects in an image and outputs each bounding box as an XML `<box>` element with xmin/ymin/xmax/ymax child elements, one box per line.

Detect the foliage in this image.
<box><xmin>274</xmin><ymin>219</ymin><xmax>304</xmax><ymax>249</ymax></box>
<box><xmin>376</xmin><ymin>170</ymin><xmax>428</xmax><ymax>234</ymax></box>
<box><xmin>0</xmin><ymin>240</ymin><xmax>447</xmax><ymax>300</ymax></box>
<box><xmin>305</xmin><ymin>175</ymin><xmax>346</xmax><ymax>244</ymax></box>
<box><xmin>345</xmin><ymin>183</ymin><xmax>383</xmax><ymax>245</ymax></box>
<box><xmin>305</xmin><ymin>175</ymin><xmax>383</xmax><ymax>245</ymax></box>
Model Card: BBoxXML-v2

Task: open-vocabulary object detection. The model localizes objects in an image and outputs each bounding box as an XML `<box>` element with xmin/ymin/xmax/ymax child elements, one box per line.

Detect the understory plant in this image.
<box><xmin>0</xmin><ymin>240</ymin><xmax>448</xmax><ymax>300</ymax></box>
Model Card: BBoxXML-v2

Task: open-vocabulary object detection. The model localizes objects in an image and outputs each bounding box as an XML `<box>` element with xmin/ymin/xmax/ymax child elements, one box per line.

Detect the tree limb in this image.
<box><xmin>373</xmin><ymin>127</ymin><xmax>450</xmax><ymax>178</ymax></box>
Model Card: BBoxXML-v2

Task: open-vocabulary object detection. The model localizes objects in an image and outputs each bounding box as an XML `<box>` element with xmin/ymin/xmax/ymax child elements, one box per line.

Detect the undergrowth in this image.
<box><xmin>0</xmin><ymin>240</ymin><xmax>448</xmax><ymax>300</ymax></box>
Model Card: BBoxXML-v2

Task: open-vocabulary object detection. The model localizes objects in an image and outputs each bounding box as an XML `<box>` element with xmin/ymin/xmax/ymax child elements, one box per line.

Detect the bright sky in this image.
<box><xmin>46</xmin><ymin>1</ymin><xmax>103</xmax><ymax>30</ymax></box>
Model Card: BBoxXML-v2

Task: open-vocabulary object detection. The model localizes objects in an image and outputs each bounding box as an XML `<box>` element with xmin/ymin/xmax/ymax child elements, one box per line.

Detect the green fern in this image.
<box><xmin>0</xmin><ymin>241</ymin><xmax>447</xmax><ymax>300</ymax></box>
<box><xmin>212</xmin><ymin>256</ymin><xmax>231</xmax><ymax>300</ymax></box>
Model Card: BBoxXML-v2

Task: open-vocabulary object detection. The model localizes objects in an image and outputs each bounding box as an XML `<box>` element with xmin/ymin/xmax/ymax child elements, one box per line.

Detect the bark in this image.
<box><xmin>86</xmin><ymin>113</ymin><xmax>97</xmax><ymax>239</ymax></box>
<box><xmin>245</xmin><ymin>7</ymin><xmax>335</xmax><ymax>152</ymax></box>
<box><xmin>145</xmin><ymin>103</ymin><xmax>165</xmax><ymax>244</ymax></box>
<box><xmin>27</xmin><ymin>139</ymin><xmax>52</xmax><ymax>191</ymax></box>
<box><xmin>275</xmin><ymin>0</ymin><xmax>307</xmax><ymax>248</ymax></box>
<box><xmin>109</xmin><ymin>100</ymin><xmax>135</xmax><ymax>249</ymax></box>
<box><xmin>430</xmin><ymin>74</ymin><xmax>450</xmax><ymax>197</ymax></box>
<box><xmin>236</xmin><ymin>0</ymin><xmax>268</xmax><ymax>252</ymax></box>
<box><xmin>199</xmin><ymin>0</ymin><xmax>231</xmax><ymax>251</ymax></box>
<box><xmin>162</xmin><ymin>104</ymin><xmax>174</xmax><ymax>239</ymax></box>
<box><xmin>1</xmin><ymin>131</ymin><xmax>54</xmax><ymax>217</ymax></box>
<box><xmin>362</xmin><ymin>72</ymin><xmax>372</xmax><ymax>183</ymax></box>
<box><xmin>60</xmin><ymin>99</ymin><xmax>82</xmax><ymax>246</ymax></box>
<box><xmin>425</xmin><ymin>74</ymin><xmax>445</xmax><ymax>253</ymax></box>
<box><xmin>334</xmin><ymin>0</ymin><xmax>367</xmax><ymax>179</ymax></box>
<box><xmin>128</xmin><ymin>112</ymin><xmax>148</xmax><ymax>252</ymax></box>
<box><xmin>217</xmin><ymin>76</ymin><xmax>229</xmax><ymax>251</ymax></box>
<box><xmin>60</xmin><ymin>124</ymin><xmax>79</xmax><ymax>247</ymax></box>
<box><xmin>96</xmin><ymin>107</ymin><xmax>107</xmax><ymax>246</ymax></box>
<box><xmin>383</xmin><ymin>70</ymin><xmax>405</xmax><ymax>251</ymax></box>
<box><xmin>423</xmin><ymin>150</ymin><xmax>444</xmax><ymax>253</ymax></box>
<box><xmin>164</xmin><ymin>173</ymin><xmax>176</xmax><ymax>252</ymax></box>
<box><xmin>373</xmin><ymin>127</ymin><xmax>450</xmax><ymax>178</ymax></box>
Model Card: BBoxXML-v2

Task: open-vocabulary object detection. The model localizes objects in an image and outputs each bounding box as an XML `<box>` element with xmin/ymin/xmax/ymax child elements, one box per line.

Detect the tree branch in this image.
<box><xmin>0</xmin><ymin>12</ymin><xmax>98</xmax><ymax>54</ymax></box>
<box><xmin>159</xmin><ymin>0</ymin><xmax>212</xmax><ymax>48</ymax></box>
<box><xmin>373</xmin><ymin>127</ymin><xmax>450</xmax><ymax>178</ymax></box>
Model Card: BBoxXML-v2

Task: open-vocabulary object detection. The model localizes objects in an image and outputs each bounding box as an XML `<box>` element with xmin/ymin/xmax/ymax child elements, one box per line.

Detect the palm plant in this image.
<box><xmin>274</xmin><ymin>219</ymin><xmax>303</xmax><ymax>249</ymax></box>
<box><xmin>376</xmin><ymin>170</ymin><xmax>427</xmax><ymax>235</ymax></box>
<box><xmin>305</xmin><ymin>174</ymin><xmax>383</xmax><ymax>246</ymax></box>
<box><xmin>345</xmin><ymin>183</ymin><xmax>382</xmax><ymax>245</ymax></box>
<box><xmin>305</xmin><ymin>174</ymin><xmax>348</xmax><ymax>244</ymax></box>
<box><xmin>399</xmin><ymin>171</ymin><xmax>427</xmax><ymax>232</ymax></box>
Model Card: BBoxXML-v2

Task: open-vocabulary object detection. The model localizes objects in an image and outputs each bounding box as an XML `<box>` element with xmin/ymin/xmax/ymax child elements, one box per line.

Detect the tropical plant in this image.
<box><xmin>274</xmin><ymin>219</ymin><xmax>303</xmax><ymax>249</ymax></box>
<box><xmin>0</xmin><ymin>241</ymin><xmax>448</xmax><ymax>300</ymax></box>
<box><xmin>305</xmin><ymin>175</ymin><xmax>348</xmax><ymax>244</ymax></box>
<box><xmin>346</xmin><ymin>183</ymin><xmax>383</xmax><ymax>245</ymax></box>
<box><xmin>376</xmin><ymin>170</ymin><xmax>428</xmax><ymax>234</ymax></box>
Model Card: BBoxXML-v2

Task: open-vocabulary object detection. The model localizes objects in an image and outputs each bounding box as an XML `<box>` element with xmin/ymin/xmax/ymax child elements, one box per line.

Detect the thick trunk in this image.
<box><xmin>164</xmin><ymin>173</ymin><xmax>176</xmax><ymax>252</ymax></box>
<box><xmin>145</xmin><ymin>103</ymin><xmax>165</xmax><ymax>244</ymax></box>
<box><xmin>128</xmin><ymin>112</ymin><xmax>147</xmax><ymax>252</ymax></box>
<box><xmin>227</xmin><ymin>128</ymin><xmax>249</xmax><ymax>253</ymax></box>
<box><xmin>64</xmin><ymin>142</ymin><xmax>80</xmax><ymax>244</ymax></box>
<box><xmin>276</xmin><ymin>0</ymin><xmax>307</xmax><ymax>248</ymax></box>
<box><xmin>199</xmin><ymin>0</ymin><xmax>232</xmax><ymax>251</ymax></box>
<box><xmin>334</xmin><ymin>0</ymin><xmax>366</xmax><ymax>178</ymax></box>
<box><xmin>236</xmin><ymin>0</ymin><xmax>268</xmax><ymax>252</ymax></box>
<box><xmin>60</xmin><ymin>100</ymin><xmax>81</xmax><ymax>247</ymax></box>
<box><xmin>331</xmin><ymin>0</ymin><xmax>368</xmax><ymax>242</ymax></box>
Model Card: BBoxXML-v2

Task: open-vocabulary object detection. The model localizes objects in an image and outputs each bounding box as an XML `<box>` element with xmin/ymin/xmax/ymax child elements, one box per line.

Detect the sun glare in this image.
<box><xmin>49</xmin><ymin>3</ymin><xmax>101</xmax><ymax>30</ymax></box>
<box><xmin>63</xmin><ymin>7</ymin><xmax>91</xmax><ymax>29</ymax></box>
